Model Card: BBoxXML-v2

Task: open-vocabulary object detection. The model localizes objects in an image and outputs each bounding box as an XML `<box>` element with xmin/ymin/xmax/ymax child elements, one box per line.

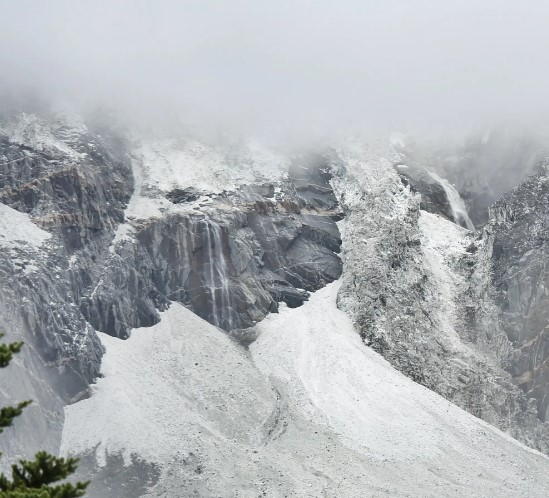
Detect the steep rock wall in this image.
<box><xmin>0</xmin><ymin>112</ymin><xmax>129</xmax><ymax>462</ymax></box>
<box><xmin>489</xmin><ymin>163</ymin><xmax>549</xmax><ymax>423</ymax></box>
<box><xmin>332</xmin><ymin>141</ymin><xmax>549</xmax><ymax>453</ymax></box>
<box><xmin>0</xmin><ymin>112</ymin><xmax>343</xmax><ymax>461</ymax></box>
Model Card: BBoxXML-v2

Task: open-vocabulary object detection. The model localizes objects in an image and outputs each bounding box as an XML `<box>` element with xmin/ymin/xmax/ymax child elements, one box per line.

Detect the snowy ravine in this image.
<box><xmin>61</xmin><ymin>279</ymin><xmax>549</xmax><ymax>497</ymax></box>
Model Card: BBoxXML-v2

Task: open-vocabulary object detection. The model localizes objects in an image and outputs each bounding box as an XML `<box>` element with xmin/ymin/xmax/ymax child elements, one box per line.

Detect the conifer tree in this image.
<box><xmin>0</xmin><ymin>333</ymin><xmax>89</xmax><ymax>498</ymax></box>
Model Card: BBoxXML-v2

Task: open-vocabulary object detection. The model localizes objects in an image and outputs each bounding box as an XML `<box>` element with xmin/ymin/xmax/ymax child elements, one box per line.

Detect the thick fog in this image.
<box><xmin>1</xmin><ymin>1</ymin><xmax>549</xmax><ymax>138</ymax></box>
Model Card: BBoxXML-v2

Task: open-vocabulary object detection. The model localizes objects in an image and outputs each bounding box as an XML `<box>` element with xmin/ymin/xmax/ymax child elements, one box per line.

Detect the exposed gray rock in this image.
<box><xmin>332</xmin><ymin>142</ymin><xmax>549</xmax><ymax>454</ymax></box>
<box><xmin>165</xmin><ymin>186</ymin><xmax>202</xmax><ymax>204</ymax></box>
<box><xmin>393</xmin><ymin>162</ymin><xmax>455</xmax><ymax>221</ymax></box>
<box><xmin>83</xmin><ymin>162</ymin><xmax>342</xmax><ymax>336</ymax></box>
<box><xmin>0</xmin><ymin>111</ymin><xmax>342</xmax><ymax>465</ymax></box>
<box><xmin>489</xmin><ymin>162</ymin><xmax>549</xmax><ymax>422</ymax></box>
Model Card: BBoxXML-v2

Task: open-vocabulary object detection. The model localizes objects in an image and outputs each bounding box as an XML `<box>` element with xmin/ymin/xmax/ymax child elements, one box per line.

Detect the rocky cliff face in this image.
<box><xmin>0</xmin><ymin>111</ymin><xmax>342</xmax><ymax>462</ymax></box>
<box><xmin>489</xmin><ymin>163</ymin><xmax>549</xmax><ymax>423</ymax></box>
<box><xmin>0</xmin><ymin>111</ymin><xmax>131</xmax><ymax>461</ymax></box>
<box><xmin>393</xmin><ymin>162</ymin><xmax>455</xmax><ymax>222</ymax></box>
<box><xmin>1</xmin><ymin>111</ymin><xmax>549</xmax><ymax>493</ymax></box>
<box><xmin>332</xmin><ymin>140</ymin><xmax>549</xmax><ymax>453</ymax></box>
<box><xmin>80</xmin><ymin>148</ymin><xmax>342</xmax><ymax>339</ymax></box>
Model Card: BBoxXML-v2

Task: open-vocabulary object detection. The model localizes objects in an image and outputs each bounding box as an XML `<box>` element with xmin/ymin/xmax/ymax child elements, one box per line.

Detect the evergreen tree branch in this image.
<box><xmin>0</xmin><ymin>334</ymin><xmax>90</xmax><ymax>497</ymax></box>
<box><xmin>0</xmin><ymin>333</ymin><xmax>24</xmax><ymax>369</ymax></box>
<box><xmin>0</xmin><ymin>402</ymin><xmax>32</xmax><ymax>433</ymax></box>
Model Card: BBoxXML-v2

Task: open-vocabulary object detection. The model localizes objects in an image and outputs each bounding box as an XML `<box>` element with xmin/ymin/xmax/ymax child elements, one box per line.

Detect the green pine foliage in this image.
<box><xmin>0</xmin><ymin>335</ymin><xmax>24</xmax><ymax>368</ymax></box>
<box><xmin>0</xmin><ymin>334</ymin><xmax>30</xmax><ymax>438</ymax></box>
<box><xmin>0</xmin><ymin>402</ymin><xmax>33</xmax><ymax>435</ymax></box>
<box><xmin>0</xmin><ymin>333</ymin><xmax>89</xmax><ymax>498</ymax></box>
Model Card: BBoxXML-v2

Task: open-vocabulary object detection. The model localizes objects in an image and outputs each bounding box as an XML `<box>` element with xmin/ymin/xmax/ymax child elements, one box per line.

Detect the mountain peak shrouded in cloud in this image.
<box><xmin>1</xmin><ymin>0</ymin><xmax>549</xmax><ymax>137</ymax></box>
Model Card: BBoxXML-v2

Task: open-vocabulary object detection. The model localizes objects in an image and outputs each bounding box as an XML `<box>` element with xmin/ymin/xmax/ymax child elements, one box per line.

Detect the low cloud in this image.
<box><xmin>1</xmin><ymin>1</ymin><xmax>549</xmax><ymax>138</ymax></box>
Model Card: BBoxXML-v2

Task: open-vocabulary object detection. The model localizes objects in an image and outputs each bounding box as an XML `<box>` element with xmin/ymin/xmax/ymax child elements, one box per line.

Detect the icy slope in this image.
<box><xmin>61</xmin><ymin>303</ymin><xmax>275</xmax><ymax>466</ymax></box>
<box><xmin>251</xmin><ymin>282</ymin><xmax>549</xmax><ymax>496</ymax></box>
<box><xmin>62</xmin><ymin>282</ymin><xmax>549</xmax><ymax>497</ymax></box>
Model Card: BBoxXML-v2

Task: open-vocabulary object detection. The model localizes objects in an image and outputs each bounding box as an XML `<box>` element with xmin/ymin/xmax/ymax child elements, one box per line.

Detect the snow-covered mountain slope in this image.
<box><xmin>61</xmin><ymin>280</ymin><xmax>549</xmax><ymax>497</ymax></box>
<box><xmin>2</xmin><ymin>110</ymin><xmax>549</xmax><ymax>496</ymax></box>
<box><xmin>115</xmin><ymin>134</ymin><xmax>290</xmax><ymax>226</ymax></box>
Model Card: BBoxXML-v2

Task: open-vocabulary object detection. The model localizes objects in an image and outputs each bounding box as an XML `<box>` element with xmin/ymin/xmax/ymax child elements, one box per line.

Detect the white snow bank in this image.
<box><xmin>135</xmin><ymin>137</ymin><xmax>288</xmax><ymax>195</ymax></box>
<box><xmin>61</xmin><ymin>279</ymin><xmax>549</xmax><ymax>496</ymax></box>
<box><xmin>250</xmin><ymin>281</ymin><xmax>549</xmax><ymax>492</ymax></box>
<box><xmin>60</xmin><ymin>303</ymin><xmax>275</xmax><ymax>467</ymax></box>
<box><xmin>0</xmin><ymin>203</ymin><xmax>51</xmax><ymax>251</ymax></box>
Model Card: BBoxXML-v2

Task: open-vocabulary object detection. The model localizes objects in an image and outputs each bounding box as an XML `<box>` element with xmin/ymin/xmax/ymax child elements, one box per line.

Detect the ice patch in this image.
<box><xmin>0</xmin><ymin>203</ymin><xmax>51</xmax><ymax>251</ymax></box>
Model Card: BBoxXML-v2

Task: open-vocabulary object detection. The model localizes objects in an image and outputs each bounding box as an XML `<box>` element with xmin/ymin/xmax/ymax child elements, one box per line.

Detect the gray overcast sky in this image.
<box><xmin>1</xmin><ymin>1</ymin><xmax>549</xmax><ymax>136</ymax></box>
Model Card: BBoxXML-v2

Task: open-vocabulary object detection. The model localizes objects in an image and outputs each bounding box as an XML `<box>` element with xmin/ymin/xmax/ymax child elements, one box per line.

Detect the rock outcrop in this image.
<box><xmin>81</xmin><ymin>148</ymin><xmax>342</xmax><ymax>338</ymax></box>
<box><xmin>489</xmin><ymin>162</ymin><xmax>549</xmax><ymax>423</ymax></box>
<box><xmin>0</xmin><ymin>111</ymin><xmax>342</xmax><ymax>462</ymax></box>
<box><xmin>393</xmin><ymin>162</ymin><xmax>455</xmax><ymax>222</ymax></box>
<box><xmin>1</xmin><ymin>110</ymin><xmax>548</xmax><ymax>489</ymax></box>
<box><xmin>332</xmin><ymin>141</ymin><xmax>549</xmax><ymax>453</ymax></box>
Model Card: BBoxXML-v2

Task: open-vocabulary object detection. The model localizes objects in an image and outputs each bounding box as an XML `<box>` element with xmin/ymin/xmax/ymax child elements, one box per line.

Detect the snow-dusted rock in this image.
<box><xmin>332</xmin><ymin>139</ymin><xmax>549</xmax><ymax>453</ymax></box>
<box><xmin>489</xmin><ymin>162</ymin><xmax>549</xmax><ymax>423</ymax></box>
<box><xmin>2</xmin><ymin>108</ymin><xmax>549</xmax><ymax>496</ymax></box>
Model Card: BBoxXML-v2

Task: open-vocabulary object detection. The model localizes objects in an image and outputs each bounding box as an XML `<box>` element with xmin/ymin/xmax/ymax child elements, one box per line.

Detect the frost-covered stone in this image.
<box><xmin>489</xmin><ymin>163</ymin><xmax>549</xmax><ymax>423</ymax></box>
<box><xmin>332</xmin><ymin>139</ymin><xmax>549</xmax><ymax>453</ymax></box>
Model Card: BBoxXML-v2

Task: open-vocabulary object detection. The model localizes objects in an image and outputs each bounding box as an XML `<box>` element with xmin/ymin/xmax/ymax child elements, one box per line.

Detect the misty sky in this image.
<box><xmin>1</xmin><ymin>1</ymin><xmax>549</xmax><ymax>136</ymax></box>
